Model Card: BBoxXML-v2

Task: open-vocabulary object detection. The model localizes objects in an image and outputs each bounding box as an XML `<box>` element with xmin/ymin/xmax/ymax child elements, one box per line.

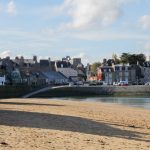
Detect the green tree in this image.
<box><xmin>91</xmin><ymin>62</ymin><xmax>101</xmax><ymax>75</ymax></box>
<box><xmin>120</xmin><ymin>53</ymin><xmax>146</xmax><ymax>65</ymax></box>
<box><xmin>120</xmin><ymin>53</ymin><xmax>130</xmax><ymax>64</ymax></box>
<box><xmin>136</xmin><ymin>53</ymin><xmax>146</xmax><ymax>65</ymax></box>
<box><xmin>112</xmin><ymin>53</ymin><xmax>120</xmax><ymax>64</ymax></box>
<box><xmin>128</xmin><ymin>54</ymin><xmax>137</xmax><ymax>64</ymax></box>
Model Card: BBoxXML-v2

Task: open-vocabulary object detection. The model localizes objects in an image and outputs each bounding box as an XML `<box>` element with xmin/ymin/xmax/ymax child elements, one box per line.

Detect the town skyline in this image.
<box><xmin>0</xmin><ymin>0</ymin><xmax>150</xmax><ymax>64</ymax></box>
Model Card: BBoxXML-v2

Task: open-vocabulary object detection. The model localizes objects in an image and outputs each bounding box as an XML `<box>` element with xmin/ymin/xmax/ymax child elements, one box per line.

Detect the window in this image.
<box><xmin>119</xmin><ymin>66</ymin><xmax>122</xmax><ymax>71</ymax></box>
<box><xmin>125</xmin><ymin>66</ymin><xmax>128</xmax><ymax>71</ymax></box>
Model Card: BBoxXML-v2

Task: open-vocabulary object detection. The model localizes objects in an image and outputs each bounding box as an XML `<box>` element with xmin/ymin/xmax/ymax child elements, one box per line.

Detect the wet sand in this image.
<box><xmin>0</xmin><ymin>98</ymin><xmax>150</xmax><ymax>150</ymax></box>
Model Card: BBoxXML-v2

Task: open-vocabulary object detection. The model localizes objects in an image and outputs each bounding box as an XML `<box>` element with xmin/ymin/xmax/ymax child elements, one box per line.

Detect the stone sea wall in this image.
<box><xmin>67</xmin><ymin>85</ymin><xmax>150</xmax><ymax>96</ymax></box>
<box><xmin>31</xmin><ymin>85</ymin><xmax>150</xmax><ymax>98</ymax></box>
<box><xmin>1</xmin><ymin>85</ymin><xmax>150</xmax><ymax>99</ymax></box>
<box><xmin>0</xmin><ymin>85</ymin><xmax>45</xmax><ymax>99</ymax></box>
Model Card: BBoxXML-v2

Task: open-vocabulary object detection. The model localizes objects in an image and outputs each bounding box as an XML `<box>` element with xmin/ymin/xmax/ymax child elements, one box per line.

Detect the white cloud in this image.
<box><xmin>138</xmin><ymin>15</ymin><xmax>150</xmax><ymax>30</ymax></box>
<box><xmin>7</xmin><ymin>0</ymin><xmax>17</xmax><ymax>16</ymax></box>
<box><xmin>0</xmin><ymin>50</ymin><xmax>12</xmax><ymax>58</ymax></box>
<box><xmin>72</xmin><ymin>30</ymin><xmax>150</xmax><ymax>41</ymax></box>
<box><xmin>59</xmin><ymin>0</ymin><xmax>130</xmax><ymax>29</ymax></box>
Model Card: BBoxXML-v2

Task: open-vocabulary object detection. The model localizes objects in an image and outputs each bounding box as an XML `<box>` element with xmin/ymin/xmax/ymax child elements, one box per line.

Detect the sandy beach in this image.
<box><xmin>0</xmin><ymin>98</ymin><xmax>150</xmax><ymax>150</ymax></box>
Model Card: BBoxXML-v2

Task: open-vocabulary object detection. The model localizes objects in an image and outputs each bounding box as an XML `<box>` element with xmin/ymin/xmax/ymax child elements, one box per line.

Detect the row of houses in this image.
<box><xmin>1</xmin><ymin>55</ymin><xmax>150</xmax><ymax>86</ymax></box>
<box><xmin>97</xmin><ymin>64</ymin><xmax>136</xmax><ymax>85</ymax></box>
<box><xmin>0</xmin><ymin>56</ymin><xmax>85</xmax><ymax>86</ymax></box>
<box><xmin>87</xmin><ymin>59</ymin><xmax>150</xmax><ymax>85</ymax></box>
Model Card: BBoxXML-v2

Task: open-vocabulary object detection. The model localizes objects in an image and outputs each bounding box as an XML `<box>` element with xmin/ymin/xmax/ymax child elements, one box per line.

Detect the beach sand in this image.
<box><xmin>0</xmin><ymin>98</ymin><xmax>150</xmax><ymax>150</ymax></box>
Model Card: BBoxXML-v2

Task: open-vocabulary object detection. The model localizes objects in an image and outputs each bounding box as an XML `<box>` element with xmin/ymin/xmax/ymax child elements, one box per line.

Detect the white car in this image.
<box><xmin>145</xmin><ymin>82</ymin><xmax>150</xmax><ymax>85</ymax></box>
<box><xmin>76</xmin><ymin>81</ymin><xmax>83</xmax><ymax>85</ymax></box>
<box><xmin>69</xmin><ymin>82</ymin><xmax>74</xmax><ymax>86</ymax></box>
<box><xmin>118</xmin><ymin>81</ymin><xmax>128</xmax><ymax>86</ymax></box>
<box><xmin>113</xmin><ymin>82</ymin><xmax>118</xmax><ymax>86</ymax></box>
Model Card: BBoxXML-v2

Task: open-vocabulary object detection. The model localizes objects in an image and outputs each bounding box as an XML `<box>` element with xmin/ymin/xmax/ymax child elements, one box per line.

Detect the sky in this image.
<box><xmin>0</xmin><ymin>0</ymin><xmax>150</xmax><ymax>64</ymax></box>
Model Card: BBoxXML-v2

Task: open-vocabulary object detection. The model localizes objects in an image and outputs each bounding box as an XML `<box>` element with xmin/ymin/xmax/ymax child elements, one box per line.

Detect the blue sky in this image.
<box><xmin>0</xmin><ymin>0</ymin><xmax>150</xmax><ymax>64</ymax></box>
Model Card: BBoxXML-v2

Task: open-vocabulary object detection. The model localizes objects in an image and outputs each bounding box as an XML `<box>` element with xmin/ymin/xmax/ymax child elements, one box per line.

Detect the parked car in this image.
<box><xmin>83</xmin><ymin>81</ymin><xmax>89</xmax><ymax>86</ymax></box>
<box><xmin>138</xmin><ymin>82</ymin><xmax>145</xmax><ymax>85</ymax></box>
<box><xmin>89</xmin><ymin>81</ymin><xmax>97</xmax><ymax>86</ymax></box>
<box><xmin>97</xmin><ymin>80</ymin><xmax>103</xmax><ymax>85</ymax></box>
<box><xmin>132</xmin><ymin>81</ymin><xmax>145</xmax><ymax>85</ymax></box>
<box><xmin>76</xmin><ymin>81</ymin><xmax>83</xmax><ymax>85</ymax></box>
<box><xmin>145</xmin><ymin>82</ymin><xmax>150</xmax><ymax>85</ymax></box>
<box><xmin>113</xmin><ymin>82</ymin><xmax>118</xmax><ymax>86</ymax></box>
<box><xmin>69</xmin><ymin>82</ymin><xmax>74</xmax><ymax>86</ymax></box>
<box><xmin>102</xmin><ymin>82</ymin><xmax>108</xmax><ymax>85</ymax></box>
<box><xmin>118</xmin><ymin>81</ymin><xmax>128</xmax><ymax>86</ymax></box>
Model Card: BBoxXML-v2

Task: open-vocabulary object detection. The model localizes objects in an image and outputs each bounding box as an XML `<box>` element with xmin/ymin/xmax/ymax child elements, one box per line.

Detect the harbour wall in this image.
<box><xmin>0</xmin><ymin>85</ymin><xmax>45</xmax><ymax>99</ymax></box>
<box><xmin>31</xmin><ymin>85</ymin><xmax>150</xmax><ymax>98</ymax></box>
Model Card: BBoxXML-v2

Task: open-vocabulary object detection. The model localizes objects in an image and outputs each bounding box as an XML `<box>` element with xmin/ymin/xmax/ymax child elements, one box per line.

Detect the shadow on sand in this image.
<box><xmin>0</xmin><ymin>109</ymin><xmax>149</xmax><ymax>143</ymax></box>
